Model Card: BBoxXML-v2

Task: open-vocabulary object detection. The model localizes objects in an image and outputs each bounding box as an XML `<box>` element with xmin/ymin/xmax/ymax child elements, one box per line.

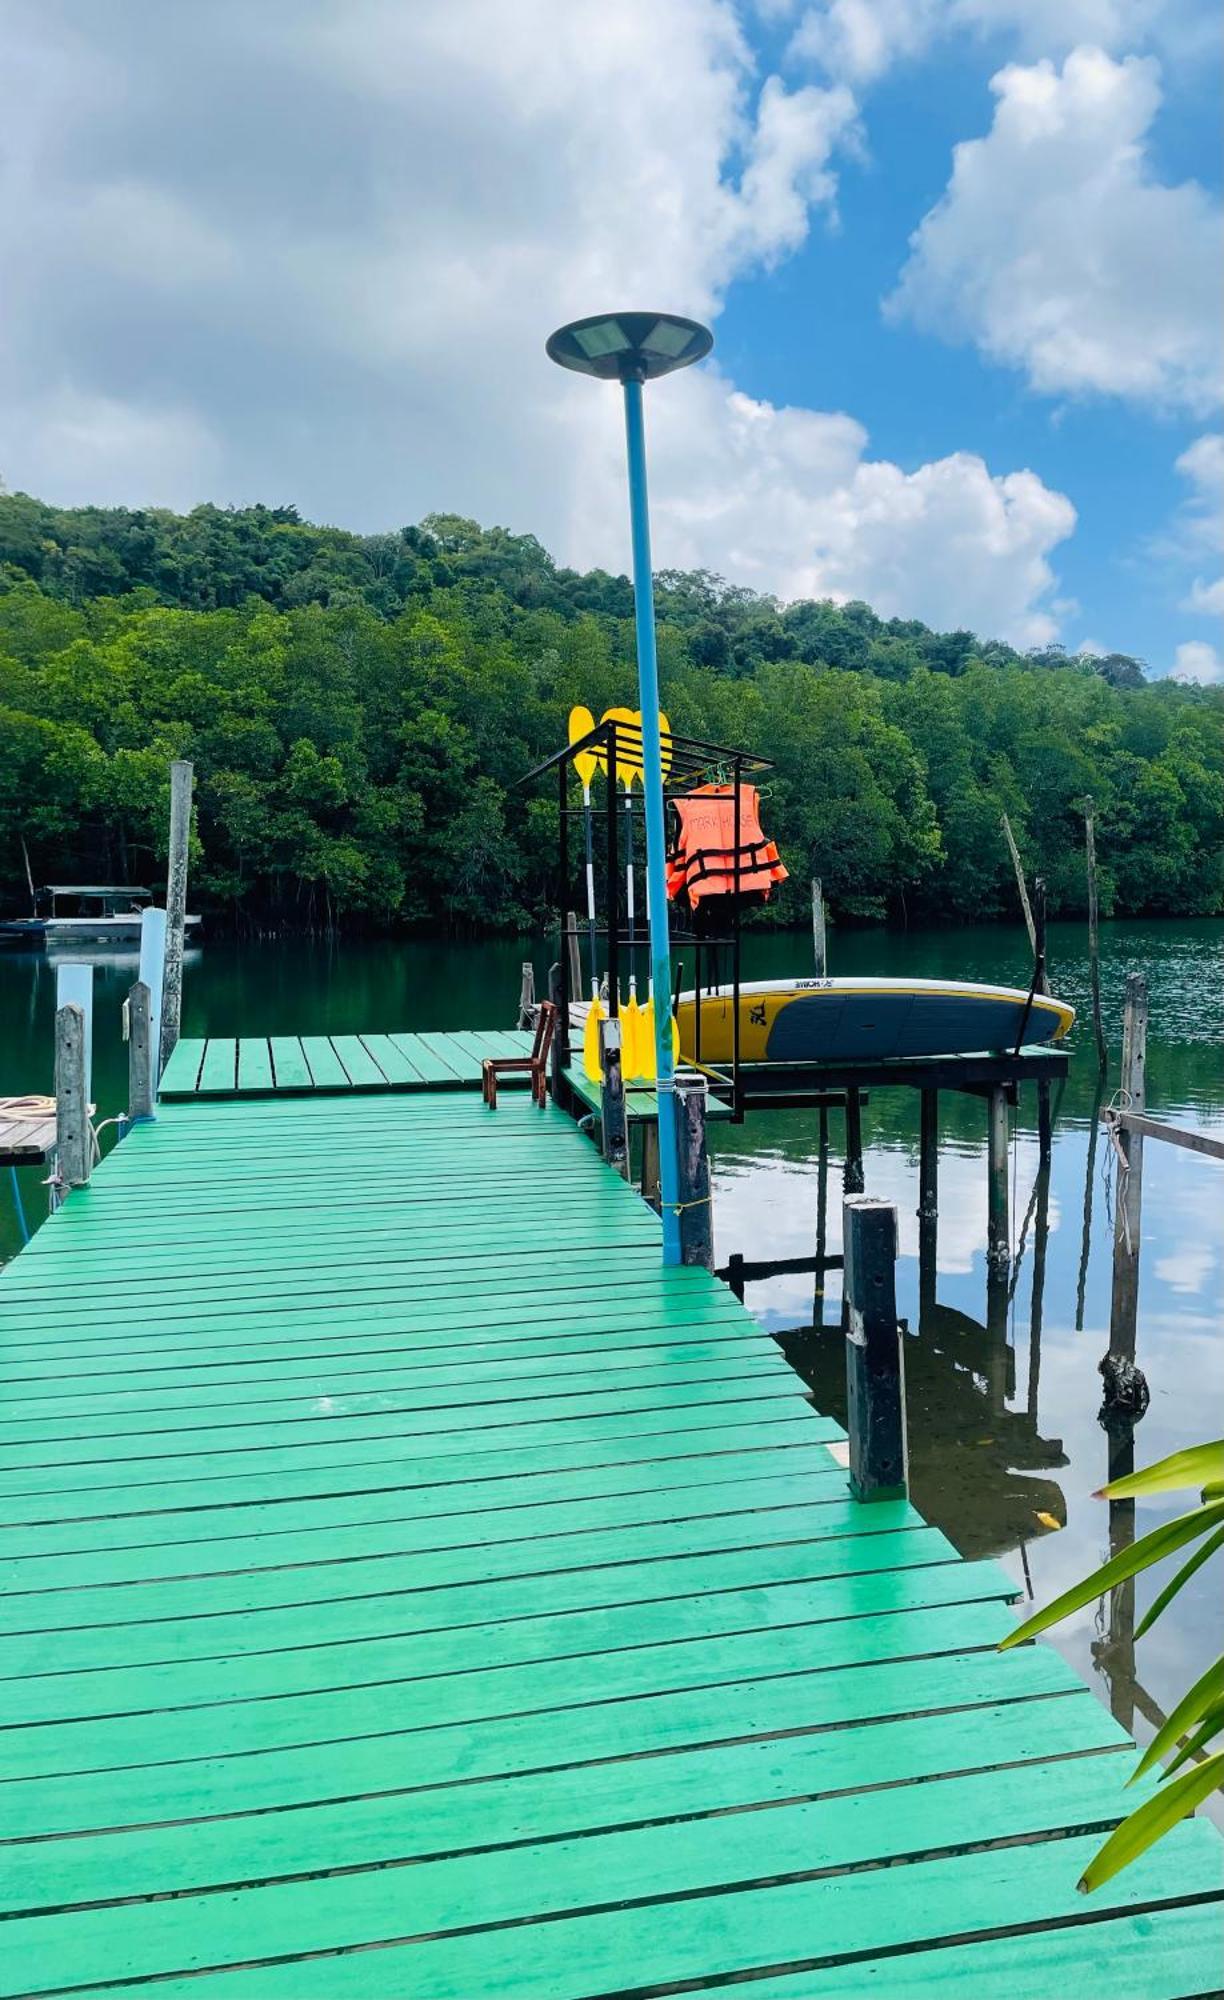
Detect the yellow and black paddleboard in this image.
<box><xmin>676</xmin><ymin>977</ymin><xmax>1074</xmax><ymax>1067</ymax></box>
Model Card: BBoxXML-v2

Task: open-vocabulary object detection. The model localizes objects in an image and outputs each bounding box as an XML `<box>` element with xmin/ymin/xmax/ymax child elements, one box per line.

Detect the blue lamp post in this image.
<box><xmin>547</xmin><ymin>312</ymin><xmax>713</xmax><ymax>1266</ymax></box>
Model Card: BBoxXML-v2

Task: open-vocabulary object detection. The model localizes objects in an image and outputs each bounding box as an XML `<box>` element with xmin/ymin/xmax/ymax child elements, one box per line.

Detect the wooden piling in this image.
<box><xmin>159</xmin><ymin>758</ymin><xmax>193</xmax><ymax>1076</ymax></box>
<box><xmin>598</xmin><ymin>1016</ymin><xmax>628</xmax><ymax>1177</ymax></box>
<box><xmin>1109</xmin><ymin>971</ymin><xmax>1148</xmax><ymax>1360</ymax></box>
<box><xmin>843</xmin><ymin>1087</ymin><xmax>865</xmax><ymax>1195</ymax></box>
<box><xmin>676</xmin><ymin>1074</ymin><xmax>713</xmax><ymax>1271</ymax></box>
<box><xmin>125</xmin><ymin>981</ymin><xmax>153</xmax><ymax>1124</ymax></box>
<box><xmin>843</xmin><ymin>1196</ymin><xmax>907</xmax><ymax>1502</ymax></box>
<box><xmin>1037</xmin><ymin>1078</ymin><xmax>1053</xmax><ymax>1166</ymax></box>
<box><xmin>547</xmin><ymin>961</ymin><xmax>569</xmax><ymax>1103</ymax></box>
<box><xmin>54</xmin><ymin>1003</ymin><xmax>90</xmax><ymax>1193</ymax></box>
<box><xmin>565</xmin><ymin>910</ymin><xmax>582</xmax><ymax>1002</ymax></box>
<box><xmin>55</xmin><ymin>961</ymin><xmax>93</xmax><ymax>1107</ymax></box>
<box><xmin>517</xmin><ymin>961</ymin><xmax>536</xmax><ymax>1029</ymax></box>
<box><xmin>811</xmin><ymin>878</ymin><xmax>827</xmax><ymax>977</ymax></box>
<box><xmin>640</xmin><ymin>1120</ymin><xmax>660</xmax><ymax>1209</ymax></box>
<box><xmin>918</xmin><ymin>1089</ymin><xmax>939</xmax><ymax>1223</ymax></box>
<box><xmin>987</xmin><ymin>1085</ymin><xmax>1010</xmax><ymax>1270</ymax></box>
<box><xmin>1084</xmin><ymin>798</ymin><xmax>1107</xmax><ymax>1074</ymax></box>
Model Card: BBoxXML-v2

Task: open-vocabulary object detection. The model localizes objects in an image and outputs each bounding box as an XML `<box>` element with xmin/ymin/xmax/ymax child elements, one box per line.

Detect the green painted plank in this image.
<box><xmin>0</xmin><ymin>1365</ymin><xmax>802</xmax><ymax>1476</ymax></box>
<box><xmin>236</xmin><ymin>1038</ymin><xmax>274</xmax><ymax>1092</ymax></box>
<box><xmin>195</xmin><ymin>1038</ymin><xmax>237</xmax><ymax>1096</ymax></box>
<box><xmin>269</xmin><ymin>1037</ymin><xmax>312</xmax><ymax>1090</ymax></box>
<box><xmin>48</xmin><ymin>1826</ymin><xmax>1222</xmax><ymax>2000</ymax></box>
<box><xmin>2</xmin><ymin>1413</ymin><xmax>826</xmax><ymax>1528</ymax></box>
<box><xmin>0</xmin><ymin>1502</ymin><xmax>927</xmax><ymax>1642</ymax></box>
<box><xmin>1</xmin><ymin>1755</ymin><xmax>1151</xmax><ymax>1993</ymax></box>
<box><xmin>0</xmin><ymin>1340</ymin><xmax>791</xmax><ymax>1437</ymax></box>
<box><xmin>155</xmin><ymin>1038</ymin><xmax>205</xmax><ymax>1097</ymax></box>
<box><xmin>0</xmin><ymin>1445</ymin><xmax>845</xmax><ymax>1574</ymax></box>
<box><xmin>297</xmin><ymin>1035</ymin><xmax>349</xmax><ymax>1088</ymax></box>
<box><xmin>0</xmin><ymin>1474</ymin><xmax>898</xmax><ymax>1597</ymax></box>
<box><xmin>564</xmin><ymin>1066</ymin><xmax>734</xmax><ymax>1121</ymax></box>
<box><xmin>0</xmin><ymin>1690</ymin><xmax>1118</xmax><ymax>1917</ymax></box>
<box><xmin>0</xmin><ymin>1521</ymin><xmax>973</xmax><ymax>1680</ymax></box>
<box><xmin>0</xmin><ymin>1640</ymin><xmax>1074</xmax><ymax>1842</ymax></box>
<box><xmin>384</xmin><ymin>1032</ymin><xmax>462</xmax><ymax>1085</ymax></box>
<box><xmin>354</xmin><ymin>1033</ymin><xmax>423</xmax><ymax>1085</ymax></box>
<box><xmin>328</xmin><ymin>1034</ymin><xmax>389</xmax><ymax>1088</ymax></box>
<box><xmin>4</xmin><ymin>1562</ymin><xmax>1014</xmax><ymax>1737</ymax></box>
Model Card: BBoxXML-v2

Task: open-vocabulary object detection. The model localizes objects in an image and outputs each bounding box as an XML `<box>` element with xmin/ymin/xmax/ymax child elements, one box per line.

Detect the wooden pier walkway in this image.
<box><xmin>1</xmin><ymin>1035</ymin><xmax>1221</xmax><ymax>1997</ymax></box>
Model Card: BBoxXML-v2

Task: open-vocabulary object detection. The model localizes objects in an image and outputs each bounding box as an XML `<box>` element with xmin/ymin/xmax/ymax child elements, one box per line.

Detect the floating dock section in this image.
<box><xmin>1</xmin><ymin>1032</ymin><xmax>1220</xmax><ymax>1996</ymax></box>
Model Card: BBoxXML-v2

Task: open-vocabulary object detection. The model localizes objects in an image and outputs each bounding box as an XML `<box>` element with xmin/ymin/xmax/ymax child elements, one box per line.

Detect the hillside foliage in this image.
<box><xmin>1</xmin><ymin>494</ymin><xmax>1220</xmax><ymax>931</ymax></box>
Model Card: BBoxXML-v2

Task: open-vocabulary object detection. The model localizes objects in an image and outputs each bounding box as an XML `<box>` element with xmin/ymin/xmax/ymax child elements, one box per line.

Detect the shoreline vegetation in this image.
<box><xmin>1</xmin><ymin>496</ymin><xmax>1221</xmax><ymax>936</ymax></box>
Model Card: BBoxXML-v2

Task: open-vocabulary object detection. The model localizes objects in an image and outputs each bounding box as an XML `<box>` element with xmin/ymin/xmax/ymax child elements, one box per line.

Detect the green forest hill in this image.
<box><xmin>1</xmin><ymin>494</ymin><xmax>1221</xmax><ymax>933</ymax></box>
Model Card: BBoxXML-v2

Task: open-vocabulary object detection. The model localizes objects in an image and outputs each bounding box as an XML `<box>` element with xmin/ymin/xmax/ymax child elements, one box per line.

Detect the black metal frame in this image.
<box><xmin>519</xmin><ymin>722</ymin><xmax>774</xmax><ymax>1122</ymax></box>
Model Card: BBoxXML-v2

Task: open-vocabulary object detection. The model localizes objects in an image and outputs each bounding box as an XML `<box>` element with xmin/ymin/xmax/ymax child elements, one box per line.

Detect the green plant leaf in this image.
<box><xmin>1097</xmin><ymin>1440</ymin><xmax>1224</xmax><ymax>1500</ymax></box>
<box><xmin>1134</xmin><ymin>1522</ymin><xmax>1224</xmax><ymax>1640</ymax></box>
<box><xmin>1132</xmin><ymin>1655</ymin><xmax>1224</xmax><ymax>1783</ymax></box>
<box><xmin>1165</xmin><ymin>1701</ymin><xmax>1224</xmax><ymax>1780</ymax></box>
<box><xmin>999</xmin><ymin>1497</ymin><xmax>1224</xmax><ymax>1650</ymax></box>
<box><xmin>1078</xmin><ymin>1751</ymin><xmax>1224</xmax><ymax>1894</ymax></box>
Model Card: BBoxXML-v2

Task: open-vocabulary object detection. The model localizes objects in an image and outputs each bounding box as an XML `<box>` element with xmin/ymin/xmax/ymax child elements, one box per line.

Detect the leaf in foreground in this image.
<box><xmin>1079</xmin><ymin>1752</ymin><xmax>1224</xmax><ymax>1894</ymax></box>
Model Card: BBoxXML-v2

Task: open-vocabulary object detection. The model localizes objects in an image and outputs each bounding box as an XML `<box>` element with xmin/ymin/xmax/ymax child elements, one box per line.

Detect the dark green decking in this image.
<box><xmin>1</xmin><ymin>1052</ymin><xmax>1221</xmax><ymax>1996</ymax></box>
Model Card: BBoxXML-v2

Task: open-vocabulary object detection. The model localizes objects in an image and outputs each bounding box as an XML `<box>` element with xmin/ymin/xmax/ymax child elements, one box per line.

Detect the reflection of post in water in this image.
<box><xmin>1027</xmin><ymin>1163</ymin><xmax>1050</xmax><ymax>1421</ymax></box>
<box><xmin>1075</xmin><ymin>1073</ymin><xmax>1107</xmax><ymax>1333</ymax></box>
<box><xmin>813</xmin><ymin>1105</ymin><xmax>830</xmax><ymax>1328</ymax></box>
<box><xmin>1095</xmin><ymin>1420</ymin><xmax>1138</xmax><ymax>1735</ymax></box>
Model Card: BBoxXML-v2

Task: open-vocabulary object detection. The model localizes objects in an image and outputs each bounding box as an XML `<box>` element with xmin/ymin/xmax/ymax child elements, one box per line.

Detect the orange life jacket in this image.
<box><xmin>666</xmin><ymin>783</ymin><xmax>788</xmax><ymax>910</ymax></box>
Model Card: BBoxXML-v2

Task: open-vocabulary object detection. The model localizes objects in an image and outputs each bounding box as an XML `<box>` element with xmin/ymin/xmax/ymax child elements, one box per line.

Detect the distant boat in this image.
<box><xmin>677</xmin><ymin>976</ymin><xmax>1074</xmax><ymax>1066</ymax></box>
<box><xmin>0</xmin><ymin>886</ymin><xmax>203</xmax><ymax>951</ymax></box>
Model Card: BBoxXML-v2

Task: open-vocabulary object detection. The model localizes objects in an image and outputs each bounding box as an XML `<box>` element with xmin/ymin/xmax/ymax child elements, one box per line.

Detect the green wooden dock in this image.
<box><xmin>1</xmin><ymin>1033</ymin><xmax>1221</xmax><ymax>1996</ymax></box>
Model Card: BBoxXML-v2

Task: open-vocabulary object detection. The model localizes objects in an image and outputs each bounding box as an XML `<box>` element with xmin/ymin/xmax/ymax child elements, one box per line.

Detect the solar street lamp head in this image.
<box><xmin>546</xmin><ymin>312</ymin><xmax>713</xmax><ymax>383</ymax></box>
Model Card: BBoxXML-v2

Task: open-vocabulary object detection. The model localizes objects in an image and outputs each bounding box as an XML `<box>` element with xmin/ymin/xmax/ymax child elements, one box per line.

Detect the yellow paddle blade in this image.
<box><xmin>658</xmin><ymin>710</ymin><xmax>673</xmax><ymax>784</ymax></box>
<box><xmin>635</xmin><ymin>997</ymin><xmax>658</xmax><ymax>1081</ymax></box>
<box><xmin>622</xmin><ymin>993</ymin><xmax>644</xmax><ymax>1080</ymax></box>
<box><xmin>582</xmin><ymin>994</ymin><xmax>606</xmax><ymax>1083</ymax></box>
<box><xmin>599</xmin><ymin>705</ymin><xmax>638</xmax><ymax>789</ymax></box>
<box><xmin>568</xmin><ymin>705</ymin><xmax>598</xmax><ymax>791</ymax></box>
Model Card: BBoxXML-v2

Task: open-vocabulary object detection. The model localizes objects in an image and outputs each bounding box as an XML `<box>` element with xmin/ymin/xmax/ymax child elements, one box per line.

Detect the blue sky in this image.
<box><xmin>1</xmin><ymin>1</ymin><xmax>1220</xmax><ymax>675</ymax></box>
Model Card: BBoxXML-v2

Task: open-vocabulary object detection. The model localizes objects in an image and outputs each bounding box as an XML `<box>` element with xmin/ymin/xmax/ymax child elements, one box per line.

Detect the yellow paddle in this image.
<box><xmin>567</xmin><ymin>705</ymin><xmax>606</xmax><ymax>1082</ymax></box>
<box><xmin>599</xmin><ymin>706</ymin><xmax>642</xmax><ymax>1077</ymax></box>
<box><xmin>636</xmin><ymin>709</ymin><xmax>679</xmax><ymax>1077</ymax></box>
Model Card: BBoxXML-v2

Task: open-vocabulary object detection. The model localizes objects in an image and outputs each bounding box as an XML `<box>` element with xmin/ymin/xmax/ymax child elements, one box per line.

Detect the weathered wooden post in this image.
<box><xmin>1109</xmin><ymin>971</ymin><xmax>1148</xmax><ymax>1359</ymax></box>
<box><xmin>125</xmin><ymin>981</ymin><xmax>153</xmax><ymax>1124</ymax></box>
<box><xmin>55</xmin><ymin>962</ymin><xmax>93</xmax><ymax>1107</ymax></box>
<box><xmin>599</xmin><ymin>1015</ymin><xmax>628</xmax><ymax>1177</ymax></box>
<box><xmin>843</xmin><ymin>1087</ymin><xmax>865</xmax><ymax>1195</ymax></box>
<box><xmin>843</xmin><ymin>1196</ymin><xmax>908</xmax><ymax>1501</ymax></box>
<box><xmin>1001</xmin><ymin>811</ymin><xmax>1037</xmax><ymax>957</ymax></box>
<box><xmin>54</xmin><ymin>1003</ymin><xmax>90</xmax><ymax>1195</ymax></box>
<box><xmin>138</xmin><ymin>904</ymin><xmax>167</xmax><ymax>1099</ymax></box>
<box><xmin>987</xmin><ymin>1085</ymin><xmax>1010</xmax><ymax>1270</ymax></box>
<box><xmin>1084</xmin><ymin>798</ymin><xmax>1108</xmax><ymax>1074</ymax></box>
<box><xmin>517</xmin><ymin>961</ymin><xmax>535</xmax><ymax>1029</ymax></box>
<box><xmin>159</xmin><ymin>758</ymin><xmax>193</xmax><ymax>1075</ymax></box>
<box><xmin>641</xmin><ymin>1120</ymin><xmax>660</xmax><ymax>1208</ymax></box>
<box><xmin>675</xmin><ymin>1073</ymin><xmax>713</xmax><ymax>1270</ymax></box>
<box><xmin>565</xmin><ymin>910</ymin><xmax>582</xmax><ymax>1004</ymax></box>
<box><xmin>548</xmin><ymin>961</ymin><xmax>569</xmax><ymax>1105</ymax></box>
<box><xmin>811</xmin><ymin>877</ymin><xmax>827</xmax><ymax>977</ymax></box>
<box><xmin>918</xmin><ymin>1089</ymin><xmax>939</xmax><ymax>1223</ymax></box>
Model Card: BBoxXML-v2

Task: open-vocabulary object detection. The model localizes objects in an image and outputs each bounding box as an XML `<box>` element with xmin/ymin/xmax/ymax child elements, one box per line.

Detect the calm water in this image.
<box><xmin>2</xmin><ymin>919</ymin><xmax>1222</xmax><ymax>1781</ymax></box>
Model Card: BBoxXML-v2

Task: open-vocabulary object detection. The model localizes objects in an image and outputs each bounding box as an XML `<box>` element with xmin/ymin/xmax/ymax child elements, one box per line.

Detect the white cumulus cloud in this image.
<box><xmin>1174</xmin><ymin>434</ymin><xmax>1224</xmax><ymax>617</ymax></box>
<box><xmin>0</xmin><ymin>0</ymin><xmax>1073</xmax><ymax>643</ymax></box>
<box><xmin>888</xmin><ymin>48</ymin><xmax>1223</xmax><ymax>414</ymax></box>
<box><xmin>785</xmin><ymin>0</ymin><xmax>1205</xmax><ymax>84</ymax></box>
<box><xmin>1172</xmin><ymin>641</ymin><xmax>1224</xmax><ymax>685</ymax></box>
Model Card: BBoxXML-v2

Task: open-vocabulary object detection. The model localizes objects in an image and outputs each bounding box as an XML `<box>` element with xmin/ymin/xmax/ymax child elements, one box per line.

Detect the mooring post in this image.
<box><xmin>517</xmin><ymin>961</ymin><xmax>535</xmax><ymax>1030</ymax></box>
<box><xmin>159</xmin><ymin>758</ymin><xmax>193</xmax><ymax>1076</ymax></box>
<box><xmin>1084</xmin><ymin>798</ymin><xmax>1108</xmax><ymax>1074</ymax></box>
<box><xmin>641</xmin><ymin>1119</ymin><xmax>660</xmax><ymax>1208</ymax></box>
<box><xmin>54</xmin><ymin>1002</ymin><xmax>90</xmax><ymax>1195</ymax></box>
<box><xmin>599</xmin><ymin>1015</ymin><xmax>628</xmax><ymax>1177</ymax></box>
<box><xmin>565</xmin><ymin>910</ymin><xmax>582</xmax><ymax>1003</ymax></box>
<box><xmin>811</xmin><ymin>877</ymin><xmax>827</xmax><ymax>978</ymax></box>
<box><xmin>843</xmin><ymin>1196</ymin><xmax>908</xmax><ymax>1502</ymax></box>
<box><xmin>987</xmin><ymin>1085</ymin><xmax>1010</xmax><ymax>1270</ymax></box>
<box><xmin>918</xmin><ymin>1089</ymin><xmax>939</xmax><ymax>1223</ymax></box>
<box><xmin>1109</xmin><ymin>971</ymin><xmax>1148</xmax><ymax>1357</ymax></box>
<box><xmin>675</xmin><ymin>1073</ymin><xmax>713</xmax><ymax>1270</ymax></box>
<box><xmin>55</xmin><ymin>962</ymin><xmax>93</xmax><ymax>1109</ymax></box>
<box><xmin>843</xmin><ymin>1087</ymin><xmax>865</xmax><ymax>1195</ymax></box>
<box><xmin>125</xmin><ymin>981</ymin><xmax>153</xmax><ymax>1124</ymax></box>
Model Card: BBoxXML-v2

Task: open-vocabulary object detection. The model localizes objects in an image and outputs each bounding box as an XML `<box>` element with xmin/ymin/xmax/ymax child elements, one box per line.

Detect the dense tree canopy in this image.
<box><xmin>0</xmin><ymin>495</ymin><xmax>1220</xmax><ymax>932</ymax></box>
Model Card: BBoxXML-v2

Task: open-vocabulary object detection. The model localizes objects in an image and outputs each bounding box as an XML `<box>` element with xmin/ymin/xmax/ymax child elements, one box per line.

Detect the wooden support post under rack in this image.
<box><xmin>598</xmin><ymin>1016</ymin><xmax>628</xmax><ymax>1178</ymax></box>
<box><xmin>675</xmin><ymin>1073</ymin><xmax>713</xmax><ymax>1271</ymax></box>
<box><xmin>843</xmin><ymin>1087</ymin><xmax>865</xmax><ymax>1195</ymax></box>
<box><xmin>843</xmin><ymin>1195</ymin><xmax>908</xmax><ymax>1502</ymax></box>
<box><xmin>986</xmin><ymin>1085</ymin><xmax>1010</xmax><ymax>1270</ymax></box>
